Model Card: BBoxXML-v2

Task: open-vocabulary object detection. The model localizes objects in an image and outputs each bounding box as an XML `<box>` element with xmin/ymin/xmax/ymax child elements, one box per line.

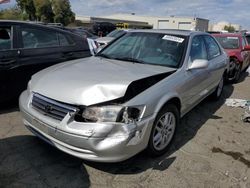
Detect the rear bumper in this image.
<box><xmin>19</xmin><ymin>91</ymin><xmax>155</xmax><ymax>162</ymax></box>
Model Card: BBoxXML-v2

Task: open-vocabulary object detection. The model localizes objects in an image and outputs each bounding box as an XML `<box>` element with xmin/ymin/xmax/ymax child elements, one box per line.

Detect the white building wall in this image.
<box><xmin>101</xmin><ymin>14</ymin><xmax>207</xmax><ymax>30</ymax></box>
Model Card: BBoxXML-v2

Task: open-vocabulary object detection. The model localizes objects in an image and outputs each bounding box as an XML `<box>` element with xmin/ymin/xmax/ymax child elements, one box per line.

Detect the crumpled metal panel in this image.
<box><xmin>30</xmin><ymin>56</ymin><xmax>176</xmax><ymax>106</ymax></box>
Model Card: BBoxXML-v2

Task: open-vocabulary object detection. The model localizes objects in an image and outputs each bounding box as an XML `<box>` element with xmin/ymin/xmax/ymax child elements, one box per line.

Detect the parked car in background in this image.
<box><xmin>95</xmin><ymin>29</ymin><xmax>128</xmax><ymax>47</ymax></box>
<box><xmin>48</xmin><ymin>25</ymin><xmax>98</xmax><ymax>55</ymax></box>
<box><xmin>0</xmin><ymin>20</ymin><xmax>92</xmax><ymax>104</ymax></box>
<box><xmin>213</xmin><ymin>33</ymin><xmax>250</xmax><ymax>82</ymax></box>
<box><xmin>20</xmin><ymin>30</ymin><xmax>228</xmax><ymax>162</ymax></box>
<box><xmin>92</xmin><ymin>22</ymin><xmax>116</xmax><ymax>36</ymax></box>
<box><xmin>244</xmin><ymin>32</ymin><xmax>250</xmax><ymax>45</ymax></box>
<box><xmin>61</xmin><ymin>27</ymin><xmax>99</xmax><ymax>55</ymax></box>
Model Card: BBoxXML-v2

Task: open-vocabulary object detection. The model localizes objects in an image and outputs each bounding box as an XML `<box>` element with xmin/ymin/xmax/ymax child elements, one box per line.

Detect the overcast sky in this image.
<box><xmin>1</xmin><ymin>0</ymin><xmax>250</xmax><ymax>29</ymax></box>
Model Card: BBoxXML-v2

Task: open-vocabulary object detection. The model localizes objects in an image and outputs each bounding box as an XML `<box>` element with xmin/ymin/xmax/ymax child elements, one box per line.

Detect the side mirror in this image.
<box><xmin>188</xmin><ymin>59</ymin><xmax>208</xmax><ymax>70</ymax></box>
<box><xmin>243</xmin><ymin>45</ymin><xmax>250</xmax><ymax>51</ymax></box>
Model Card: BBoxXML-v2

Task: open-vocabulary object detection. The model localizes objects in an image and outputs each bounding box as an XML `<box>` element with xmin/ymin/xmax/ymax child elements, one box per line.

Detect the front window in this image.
<box><xmin>98</xmin><ymin>32</ymin><xmax>187</xmax><ymax>68</ymax></box>
<box><xmin>21</xmin><ymin>27</ymin><xmax>59</xmax><ymax>49</ymax></box>
<box><xmin>190</xmin><ymin>36</ymin><xmax>208</xmax><ymax>62</ymax></box>
<box><xmin>215</xmin><ymin>36</ymin><xmax>240</xmax><ymax>49</ymax></box>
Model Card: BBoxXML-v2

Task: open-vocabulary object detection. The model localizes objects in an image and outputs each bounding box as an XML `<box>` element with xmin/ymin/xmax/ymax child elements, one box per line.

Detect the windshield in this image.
<box><xmin>107</xmin><ymin>30</ymin><xmax>126</xmax><ymax>38</ymax></box>
<box><xmin>97</xmin><ymin>32</ymin><xmax>187</xmax><ymax>68</ymax></box>
<box><xmin>215</xmin><ymin>36</ymin><xmax>240</xmax><ymax>49</ymax></box>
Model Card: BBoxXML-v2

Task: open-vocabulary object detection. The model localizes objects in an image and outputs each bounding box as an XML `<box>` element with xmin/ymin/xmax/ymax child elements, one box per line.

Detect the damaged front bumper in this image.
<box><xmin>19</xmin><ymin>91</ymin><xmax>155</xmax><ymax>162</ymax></box>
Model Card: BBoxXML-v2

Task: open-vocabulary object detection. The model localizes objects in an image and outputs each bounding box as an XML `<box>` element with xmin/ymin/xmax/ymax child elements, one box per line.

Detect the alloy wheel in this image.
<box><xmin>152</xmin><ymin>112</ymin><xmax>176</xmax><ymax>151</ymax></box>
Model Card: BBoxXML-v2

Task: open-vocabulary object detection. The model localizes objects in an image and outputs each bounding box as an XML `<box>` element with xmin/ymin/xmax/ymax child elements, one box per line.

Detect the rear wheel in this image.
<box><xmin>147</xmin><ymin>104</ymin><xmax>179</xmax><ymax>156</ymax></box>
<box><xmin>234</xmin><ymin>64</ymin><xmax>242</xmax><ymax>83</ymax></box>
<box><xmin>227</xmin><ymin>59</ymin><xmax>241</xmax><ymax>82</ymax></box>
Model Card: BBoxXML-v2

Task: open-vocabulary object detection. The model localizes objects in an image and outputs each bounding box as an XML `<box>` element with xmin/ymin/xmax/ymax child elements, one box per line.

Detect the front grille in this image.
<box><xmin>31</xmin><ymin>93</ymin><xmax>78</xmax><ymax>121</ymax></box>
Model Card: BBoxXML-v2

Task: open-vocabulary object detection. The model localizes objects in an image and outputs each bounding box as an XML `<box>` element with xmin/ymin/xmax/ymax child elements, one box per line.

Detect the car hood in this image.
<box><xmin>31</xmin><ymin>56</ymin><xmax>176</xmax><ymax>106</ymax></box>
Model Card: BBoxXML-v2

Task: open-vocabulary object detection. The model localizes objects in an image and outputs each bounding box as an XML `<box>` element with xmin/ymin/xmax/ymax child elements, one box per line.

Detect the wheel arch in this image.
<box><xmin>230</xmin><ymin>56</ymin><xmax>242</xmax><ymax>64</ymax></box>
<box><xmin>155</xmin><ymin>96</ymin><xmax>181</xmax><ymax>117</ymax></box>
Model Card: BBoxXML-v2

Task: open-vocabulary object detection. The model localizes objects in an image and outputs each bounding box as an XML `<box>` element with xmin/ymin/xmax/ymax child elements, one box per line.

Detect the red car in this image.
<box><xmin>213</xmin><ymin>33</ymin><xmax>250</xmax><ymax>82</ymax></box>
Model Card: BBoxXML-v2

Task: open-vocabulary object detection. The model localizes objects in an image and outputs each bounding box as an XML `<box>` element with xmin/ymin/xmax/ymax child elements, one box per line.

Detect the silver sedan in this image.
<box><xmin>19</xmin><ymin>30</ymin><xmax>228</xmax><ymax>162</ymax></box>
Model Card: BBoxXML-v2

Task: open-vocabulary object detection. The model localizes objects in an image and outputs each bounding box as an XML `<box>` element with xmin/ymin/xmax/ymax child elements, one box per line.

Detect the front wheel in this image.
<box><xmin>147</xmin><ymin>104</ymin><xmax>179</xmax><ymax>156</ymax></box>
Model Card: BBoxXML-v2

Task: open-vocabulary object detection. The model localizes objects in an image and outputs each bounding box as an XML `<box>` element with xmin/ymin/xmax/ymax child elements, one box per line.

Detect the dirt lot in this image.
<box><xmin>0</xmin><ymin>73</ymin><xmax>250</xmax><ymax>188</ymax></box>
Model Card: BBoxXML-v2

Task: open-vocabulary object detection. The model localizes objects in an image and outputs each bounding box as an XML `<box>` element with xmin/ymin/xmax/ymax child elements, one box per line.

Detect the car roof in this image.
<box><xmin>0</xmin><ymin>20</ymin><xmax>87</xmax><ymax>37</ymax></box>
<box><xmin>128</xmin><ymin>29</ymin><xmax>206</xmax><ymax>36</ymax></box>
<box><xmin>0</xmin><ymin>20</ymin><xmax>81</xmax><ymax>36</ymax></box>
<box><xmin>0</xmin><ymin>20</ymin><xmax>46</xmax><ymax>26</ymax></box>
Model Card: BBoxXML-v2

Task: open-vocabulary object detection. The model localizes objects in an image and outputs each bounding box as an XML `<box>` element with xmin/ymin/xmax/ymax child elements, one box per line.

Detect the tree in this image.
<box><xmin>9</xmin><ymin>0</ymin><xmax>75</xmax><ymax>24</ymax></box>
<box><xmin>51</xmin><ymin>0</ymin><xmax>75</xmax><ymax>26</ymax></box>
<box><xmin>224</xmin><ymin>25</ymin><xmax>236</xmax><ymax>33</ymax></box>
<box><xmin>16</xmin><ymin>0</ymin><xmax>36</xmax><ymax>20</ymax></box>
<box><xmin>33</xmin><ymin>0</ymin><xmax>54</xmax><ymax>23</ymax></box>
<box><xmin>0</xmin><ymin>7</ymin><xmax>22</xmax><ymax>20</ymax></box>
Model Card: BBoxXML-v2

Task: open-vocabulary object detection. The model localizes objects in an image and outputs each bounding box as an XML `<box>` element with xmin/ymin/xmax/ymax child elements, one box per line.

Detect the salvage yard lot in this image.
<box><xmin>0</xmin><ymin>74</ymin><xmax>250</xmax><ymax>188</ymax></box>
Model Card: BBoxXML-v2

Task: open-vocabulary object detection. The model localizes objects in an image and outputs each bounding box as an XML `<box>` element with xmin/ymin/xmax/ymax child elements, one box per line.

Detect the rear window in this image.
<box><xmin>21</xmin><ymin>27</ymin><xmax>59</xmax><ymax>48</ymax></box>
<box><xmin>215</xmin><ymin>36</ymin><xmax>240</xmax><ymax>49</ymax></box>
<box><xmin>58</xmin><ymin>33</ymin><xmax>75</xmax><ymax>46</ymax></box>
<box><xmin>0</xmin><ymin>27</ymin><xmax>11</xmax><ymax>50</ymax></box>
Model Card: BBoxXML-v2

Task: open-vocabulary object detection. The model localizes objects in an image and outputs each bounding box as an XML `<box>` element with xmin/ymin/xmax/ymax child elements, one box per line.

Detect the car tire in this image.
<box><xmin>227</xmin><ymin>59</ymin><xmax>240</xmax><ymax>82</ymax></box>
<box><xmin>234</xmin><ymin>64</ymin><xmax>242</xmax><ymax>83</ymax></box>
<box><xmin>211</xmin><ymin>75</ymin><xmax>224</xmax><ymax>100</ymax></box>
<box><xmin>147</xmin><ymin>104</ymin><xmax>179</xmax><ymax>157</ymax></box>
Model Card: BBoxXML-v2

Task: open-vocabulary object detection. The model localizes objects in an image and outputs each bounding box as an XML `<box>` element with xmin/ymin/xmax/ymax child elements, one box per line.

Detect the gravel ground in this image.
<box><xmin>0</xmin><ymin>72</ymin><xmax>250</xmax><ymax>188</ymax></box>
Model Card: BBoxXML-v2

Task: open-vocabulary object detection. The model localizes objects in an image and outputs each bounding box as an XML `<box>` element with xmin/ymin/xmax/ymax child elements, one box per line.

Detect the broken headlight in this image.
<box><xmin>81</xmin><ymin>105</ymin><xmax>146</xmax><ymax>123</ymax></box>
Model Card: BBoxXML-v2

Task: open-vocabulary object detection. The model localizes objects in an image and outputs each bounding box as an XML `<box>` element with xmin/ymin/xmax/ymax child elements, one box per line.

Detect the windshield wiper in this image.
<box><xmin>114</xmin><ymin>57</ymin><xmax>145</xmax><ymax>64</ymax></box>
<box><xmin>96</xmin><ymin>53</ymin><xmax>112</xmax><ymax>59</ymax></box>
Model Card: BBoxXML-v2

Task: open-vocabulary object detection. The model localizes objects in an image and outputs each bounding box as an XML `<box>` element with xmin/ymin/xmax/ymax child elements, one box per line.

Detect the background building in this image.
<box><xmin>76</xmin><ymin>15</ymin><xmax>153</xmax><ymax>29</ymax></box>
<box><xmin>209</xmin><ymin>21</ymin><xmax>242</xmax><ymax>32</ymax></box>
<box><xmin>76</xmin><ymin>14</ymin><xmax>209</xmax><ymax>31</ymax></box>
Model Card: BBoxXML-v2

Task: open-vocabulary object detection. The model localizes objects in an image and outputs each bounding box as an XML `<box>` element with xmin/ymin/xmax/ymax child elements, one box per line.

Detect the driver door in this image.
<box><xmin>181</xmin><ymin>35</ymin><xmax>211</xmax><ymax>112</ymax></box>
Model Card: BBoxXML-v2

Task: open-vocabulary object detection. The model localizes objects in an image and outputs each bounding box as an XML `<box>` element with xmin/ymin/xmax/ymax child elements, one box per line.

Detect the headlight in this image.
<box><xmin>82</xmin><ymin>105</ymin><xmax>146</xmax><ymax>123</ymax></box>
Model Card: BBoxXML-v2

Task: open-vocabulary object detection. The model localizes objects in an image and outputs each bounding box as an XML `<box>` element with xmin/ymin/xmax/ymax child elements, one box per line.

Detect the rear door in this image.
<box><xmin>7</xmin><ymin>25</ymin><xmax>64</xmax><ymax>97</ymax></box>
<box><xmin>0</xmin><ymin>24</ymin><xmax>20</xmax><ymax>101</ymax></box>
<box><xmin>203</xmin><ymin>35</ymin><xmax>225</xmax><ymax>89</ymax></box>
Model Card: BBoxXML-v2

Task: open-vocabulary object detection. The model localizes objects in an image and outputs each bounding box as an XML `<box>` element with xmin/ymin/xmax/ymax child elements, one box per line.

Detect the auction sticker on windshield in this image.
<box><xmin>162</xmin><ymin>35</ymin><xmax>184</xmax><ymax>43</ymax></box>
